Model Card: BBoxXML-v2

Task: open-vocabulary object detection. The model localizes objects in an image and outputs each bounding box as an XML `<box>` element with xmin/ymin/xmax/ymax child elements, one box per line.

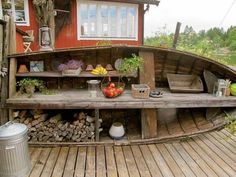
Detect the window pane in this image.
<box><xmin>101</xmin><ymin>5</ymin><xmax>108</xmax><ymax>37</ymax></box>
<box><xmin>109</xmin><ymin>6</ymin><xmax>117</xmax><ymax>37</ymax></box>
<box><xmin>15</xmin><ymin>0</ymin><xmax>24</xmax><ymax>10</ymax></box>
<box><xmin>80</xmin><ymin>4</ymin><xmax>88</xmax><ymax>36</ymax></box>
<box><xmin>88</xmin><ymin>4</ymin><xmax>97</xmax><ymax>36</ymax></box>
<box><xmin>15</xmin><ymin>10</ymin><xmax>25</xmax><ymax>22</ymax></box>
<box><xmin>120</xmin><ymin>7</ymin><xmax>127</xmax><ymax>37</ymax></box>
<box><xmin>127</xmin><ymin>7</ymin><xmax>136</xmax><ymax>37</ymax></box>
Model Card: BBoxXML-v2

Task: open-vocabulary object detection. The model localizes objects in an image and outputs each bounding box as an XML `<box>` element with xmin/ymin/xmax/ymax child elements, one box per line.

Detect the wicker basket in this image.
<box><xmin>131</xmin><ymin>84</ymin><xmax>150</xmax><ymax>99</ymax></box>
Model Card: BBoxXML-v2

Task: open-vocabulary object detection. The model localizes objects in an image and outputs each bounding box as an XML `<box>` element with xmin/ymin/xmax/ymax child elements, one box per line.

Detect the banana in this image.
<box><xmin>91</xmin><ymin>66</ymin><xmax>107</xmax><ymax>75</ymax></box>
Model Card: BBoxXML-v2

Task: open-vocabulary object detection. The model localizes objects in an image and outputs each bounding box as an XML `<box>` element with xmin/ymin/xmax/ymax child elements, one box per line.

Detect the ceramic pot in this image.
<box><xmin>109</xmin><ymin>122</ymin><xmax>125</xmax><ymax>139</ymax></box>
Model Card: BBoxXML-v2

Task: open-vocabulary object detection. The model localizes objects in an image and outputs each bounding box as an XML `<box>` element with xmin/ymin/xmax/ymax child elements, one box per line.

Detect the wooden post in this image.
<box><xmin>0</xmin><ymin>23</ymin><xmax>3</xmax><ymax>91</ymax></box>
<box><xmin>0</xmin><ymin>16</ymin><xmax>16</xmax><ymax>124</ymax></box>
<box><xmin>172</xmin><ymin>22</ymin><xmax>181</xmax><ymax>49</ymax></box>
<box><xmin>48</xmin><ymin>0</ymin><xmax>55</xmax><ymax>49</ymax></box>
<box><xmin>1</xmin><ymin>16</ymin><xmax>10</xmax><ymax>124</ymax></box>
<box><xmin>95</xmin><ymin>109</ymin><xmax>100</xmax><ymax>142</ymax></box>
<box><xmin>139</xmin><ymin>51</ymin><xmax>157</xmax><ymax>139</ymax></box>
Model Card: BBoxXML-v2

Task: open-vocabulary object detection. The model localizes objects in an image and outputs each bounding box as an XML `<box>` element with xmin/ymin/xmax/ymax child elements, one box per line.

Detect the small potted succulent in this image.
<box><xmin>58</xmin><ymin>59</ymin><xmax>84</xmax><ymax>76</ymax></box>
<box><xmin>18</xmin><ymin>78</ymin><xmax>46</xmax><ymax>97</ymax></box>
<box><xmin>118</xmin><ymin>54</ymin><xmax>144</xmax><ymax>76</ymax></box>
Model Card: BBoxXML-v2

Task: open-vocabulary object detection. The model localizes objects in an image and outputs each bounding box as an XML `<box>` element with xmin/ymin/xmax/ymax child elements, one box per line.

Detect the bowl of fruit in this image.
<box><xmin>102</xmin><ymin>82</ymin><xmax>125</xmax><ymax>98</ymax></box>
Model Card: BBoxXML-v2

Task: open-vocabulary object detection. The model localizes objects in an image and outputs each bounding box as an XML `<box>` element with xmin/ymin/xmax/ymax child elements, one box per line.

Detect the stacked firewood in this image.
<box><xmin>13</xmin><ymin>110</ymin><xmax>102</xmax><ymax>142</ymax></box>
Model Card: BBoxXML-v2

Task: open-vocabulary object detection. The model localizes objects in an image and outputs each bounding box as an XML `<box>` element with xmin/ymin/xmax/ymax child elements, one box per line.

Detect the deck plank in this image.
<box><xmin>198</xmin><ymin>135</ymin><xmax>236</xmax><ymax>167</ymax></box>
<box><xmin>96</xmin><ymin>146</ymin><xmax>106</xmax><ymax>177</ymax></box>
<box><xmin>156</xmin><ymin>144</ymin><xmax>185</xmax><ymax>176</ymax></box>
<box><xmin>188</xmin><ymin>139</ymin><xmax>230</xmax><ymax>177</ymax></box>
<box><xmin>173</xmin><ymin>143</ymin><xmax>207</xmax><ymax>177</ymax></box>
<box><xmin>193</xmin><ymin>136</ymin><xmax>236</xmax><ymax>176</ymax></box>
<box><xmin>63</xmin><ymin>147</ymin><xmax>78</xmax><ymax>177</ymax></box>
<box><xmin>114</xmin><ymin>146</ymin><xmax>129</xmax><ymax>177</ymax></box>
<box><xmin>181</xmin><ymin>142</ymin><xmax>218</xmax><ymax>177</ymax></box>
<box><xmin>74</xmin><ymin>147</ymin><xmax>87</xmax><ymax>177</ymax></box>
<box><xmin>139</xmin><ymin>145</ymin><xmax>163</xmax><ymax>177</ymax></box>
<box><xmin>122</xmin><ymin>146</ymin><xmax>140</xmax><ymax>177</ymax></box>
<box><xmin>29</xmin><ymin>148</ymin><xmax>42</xmax><ymax>168</ymax></box>
<box><xmin>210</xmin><ymin>131</ymin><xmax>236</xmax><ymax>153</ymax></box>
<box><xmin>214</xmin><ymin>131</ymin><xmax>236</xmax><ymax>149</ymax></box>
<box><xmin>131</xmin><ymin>145</ymin><xmax>152</xmax><ymax>177</ymax></box>
<box><xmin>40</xmin><ymin>147</ymin><xmax>61</xmax><ymax>177</ymax></box>
<box><xmin>148</xmin><ymin>144</ymin><xmax>174</xmax><ymax>177</ymax></box>
<box><xmin>85</xmin><ymin>146</ymin><xmax>96</xmax><ymax>177</ymax></box>
<box><xmin>51</xmin><ymin>147</ymin><xmax>69</xmax><ymax>177</ymax></box>
<box><xmin>221</xmin><ymin>129</ymin><xmax>236</xmax><ymax>142</ymax></box>
<box><xmin>105</xmin><ymin>146</ymin><xmax>118</xmax><ymax>177</ymax></box>
<box><xmin>204</xmin><ymin>133</ymin><xmax>236</xmax><ymax>161</ymax></box>
<box><xmin>164</xmin><ymin>144</ymin><xmax>196</xmax><ymax>177</ymax></box>
<box><xmin>29</xmin><ymin>148</ymin><xmax>51</xmax><ymax>177</ymax></box>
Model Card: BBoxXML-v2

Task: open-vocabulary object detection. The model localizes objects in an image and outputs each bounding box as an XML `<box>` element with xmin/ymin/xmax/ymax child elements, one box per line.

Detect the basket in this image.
<box><xmin>131</xmin><ymin>84</ymin><xmax>150</xmax><ymax>99</ymax></box>
<box><xmin>101</xmin><ymin>82</ymin><xmax>125</xmax><ymax>98</ymax></box>
<box><xmin>62</xmin><ymin>67</ymin><xmax>82</xmax><ymax>76</ymax></box>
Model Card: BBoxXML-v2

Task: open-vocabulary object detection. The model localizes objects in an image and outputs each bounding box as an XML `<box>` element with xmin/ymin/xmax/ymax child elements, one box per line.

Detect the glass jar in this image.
<box><xmin>87</xmin><ymin>80</ymin><xmax>101</xmax><ymax>98</ymax></box>
<box><xmin>213</xmin><ymin>79</ymin><xmax>227</xmax><ymax>97</ymax></box>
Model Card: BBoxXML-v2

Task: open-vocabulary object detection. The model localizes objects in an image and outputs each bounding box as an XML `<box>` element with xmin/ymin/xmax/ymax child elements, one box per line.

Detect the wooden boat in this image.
<box><xmin>4</xmin><ymin>45</ymin><xmax>236</xmax><ymax>146</ymax></box>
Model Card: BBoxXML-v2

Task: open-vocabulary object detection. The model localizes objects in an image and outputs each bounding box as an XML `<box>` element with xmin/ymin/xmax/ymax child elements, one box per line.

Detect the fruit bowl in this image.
<box><xmin>101</xmin><ymin>82</ymin><xmax>125</xmax><ymax>98</ymax></box>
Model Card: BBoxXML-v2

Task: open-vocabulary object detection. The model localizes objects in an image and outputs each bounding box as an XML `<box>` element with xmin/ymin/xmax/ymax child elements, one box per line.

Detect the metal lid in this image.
<box><xmin>87</xmin><ymin>80</ymin><xmax>101</xmax><ymax>84</ymax></box>
<box><xmin>0</xmin><ymin>121</ymin><xmax>28</xmax><ymax>139</ymax></box>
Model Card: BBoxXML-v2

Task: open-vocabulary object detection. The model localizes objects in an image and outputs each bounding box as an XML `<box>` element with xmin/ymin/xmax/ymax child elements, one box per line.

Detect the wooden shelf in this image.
<box><xmin>16</xmin><ymin>71</ymin><xmax>136</xmax><ymax>78</ymax></box>
<box><xmin>6</xmin><ymin>89</ymin><xmax>236</xmax><ymax>109</ymax></box>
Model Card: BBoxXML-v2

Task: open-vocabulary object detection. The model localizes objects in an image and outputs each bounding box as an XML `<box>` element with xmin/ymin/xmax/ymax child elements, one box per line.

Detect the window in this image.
<box><xmin>77</xmin><ymin>0</ymin><xmax>138</xmax><ymax>40</ymax></box>
<box><xmin>2</xmin><ymin>0</ymin><xmax>29</xmax><ymax>26</ymax></box>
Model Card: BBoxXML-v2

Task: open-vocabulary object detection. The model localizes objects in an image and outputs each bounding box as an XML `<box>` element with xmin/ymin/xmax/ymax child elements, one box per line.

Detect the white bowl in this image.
<box><xmin>109</xmin><ymin>122</ymin><xmax>125</xmax><ymax>139</ymax></box>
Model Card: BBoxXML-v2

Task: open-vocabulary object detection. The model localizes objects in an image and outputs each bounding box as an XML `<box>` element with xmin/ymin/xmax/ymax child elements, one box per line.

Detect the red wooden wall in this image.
<box><xmin>16</xmin><ymin>0</ymin><xmax>144</xmax><ymax>53</ymax></box>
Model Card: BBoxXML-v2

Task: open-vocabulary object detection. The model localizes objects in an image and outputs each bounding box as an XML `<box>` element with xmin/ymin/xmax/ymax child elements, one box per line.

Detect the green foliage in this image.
<box><xmin>17</xmin><ymin>78</ymin><xmax>50</xmax><ymax>97</ymax></box>
<box><xmin>144</xmin><ymin>25</ymin><xmax>236</xmax><ymax>66</ymax></box>
<box><xmin>225</xmin><ymin>116</ymin><xmax>236</xmax><ymax>135</ymax></box>
<box><xmin>118</xmin><ymin>54</ymin><xmax>144</xmax><ymax>75</ymax></box>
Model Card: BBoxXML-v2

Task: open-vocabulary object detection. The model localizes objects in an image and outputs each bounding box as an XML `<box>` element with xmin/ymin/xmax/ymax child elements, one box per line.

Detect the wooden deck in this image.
<box><xmin>28</xmin><ymin>129</ymin><xmax>236</xmax><ymax>177</ymax></box>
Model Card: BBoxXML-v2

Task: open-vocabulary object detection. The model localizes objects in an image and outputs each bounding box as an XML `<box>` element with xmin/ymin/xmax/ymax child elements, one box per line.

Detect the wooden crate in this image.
<box><xmin>167</xmin><ymin>73</ymin><xmax>204</xmax><ymax>93</ymax></box>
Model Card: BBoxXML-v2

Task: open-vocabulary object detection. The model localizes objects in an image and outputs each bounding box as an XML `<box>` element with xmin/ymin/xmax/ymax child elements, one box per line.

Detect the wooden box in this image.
<box><xmin>167</xmin><ymin>74</ymin><xmax>204</xmax><ymax>93</ymax></box>
<box><xmin>131</xmin><ymin>84</ymin><xmax>150</xmax><ymax>99</ymax></box>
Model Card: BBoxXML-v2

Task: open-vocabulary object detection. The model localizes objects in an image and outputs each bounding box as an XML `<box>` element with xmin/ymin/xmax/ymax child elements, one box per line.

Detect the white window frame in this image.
<box><xmin>2</xmin><ymin>0</ymin><xmax>30</xmax><ymax>26</ymax></box>
<box><xmin>77</xmin><ymin>0</ymin><xmax>138</xmax><ymax>41</ymax></box>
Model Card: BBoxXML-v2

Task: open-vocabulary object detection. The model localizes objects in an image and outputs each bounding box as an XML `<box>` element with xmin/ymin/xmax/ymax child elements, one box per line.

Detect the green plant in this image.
<box><xmin>17</xmin><ymin>78</ymin><xmax>46</xmax><ymax>97</ymax></box>
<box><xmin>118</xmin><ymin>54</ymin><xmax>144</xmax><ymax>75</ymax></box>
<box><xmin>225</xmin><ymin>116</ymin><xmax>236</xmax><ymax>135</ymax></box>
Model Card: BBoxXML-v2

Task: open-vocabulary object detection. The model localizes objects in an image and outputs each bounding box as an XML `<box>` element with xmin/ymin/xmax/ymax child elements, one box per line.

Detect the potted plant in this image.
<box><xmin>118</xmin><ymin>54</ymin><xmax>144</xmax><ymax>76</ymax></box>
<box><xmin>18</xmin><ymin>78</ymin><xmax>46</xmax><ymax>97</ymax></box>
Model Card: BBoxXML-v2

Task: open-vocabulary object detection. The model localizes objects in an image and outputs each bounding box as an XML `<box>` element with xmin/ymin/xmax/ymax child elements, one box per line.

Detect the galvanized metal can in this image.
<box><xmin>0</xmin><ymin>121</ymin><xmax>31</xmax><ymax>177</ymax></box>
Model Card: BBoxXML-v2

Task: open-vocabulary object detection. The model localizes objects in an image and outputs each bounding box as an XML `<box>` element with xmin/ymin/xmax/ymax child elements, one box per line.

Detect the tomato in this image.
<box><xmin>116</xmin><ymin>88</ymin><xmax>122</xmax><ymax>94</ymax></box>
<box><xmin>109</xmin><ymin>83</ymin><xmax>115</xmax><ymax>88</ymax></box>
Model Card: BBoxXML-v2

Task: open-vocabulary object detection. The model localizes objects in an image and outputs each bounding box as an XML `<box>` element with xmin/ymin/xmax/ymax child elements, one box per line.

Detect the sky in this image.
<box><xmin>144</xmin><ymin>0</ymin><xmax>236</xmax><ymax>37</ymax></box>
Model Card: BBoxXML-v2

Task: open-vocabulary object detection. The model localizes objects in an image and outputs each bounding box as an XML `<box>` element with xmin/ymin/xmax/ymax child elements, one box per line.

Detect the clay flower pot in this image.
<box><xmin>18</xmin><ymin>64</ymin><xmax>29</xmax><ymax>73</ymax></box>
